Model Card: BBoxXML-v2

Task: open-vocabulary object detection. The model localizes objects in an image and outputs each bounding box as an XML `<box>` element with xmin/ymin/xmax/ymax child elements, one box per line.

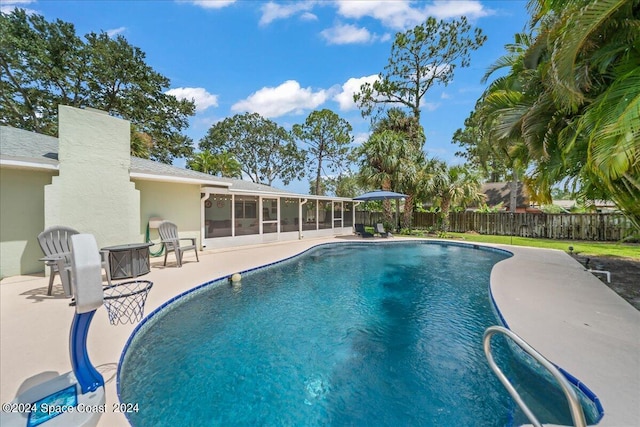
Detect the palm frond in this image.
<box><xmin>583</xmin><ymin>66</ymin><xmax>640</xmax><ymax>179</ymax></box>
<box><xmin>550</xmin><ymin>0</ymin><xmax>628</xmax><ymax>108</ymax></box>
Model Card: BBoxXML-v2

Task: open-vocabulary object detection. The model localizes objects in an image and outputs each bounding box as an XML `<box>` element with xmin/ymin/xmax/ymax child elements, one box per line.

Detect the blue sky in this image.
<box><xmin>4</xmin><ymin>0</ymin><xmax>530</xmax><ymax>194</ymax></box>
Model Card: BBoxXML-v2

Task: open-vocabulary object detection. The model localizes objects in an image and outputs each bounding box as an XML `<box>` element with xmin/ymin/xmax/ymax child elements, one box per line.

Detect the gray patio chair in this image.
<box><xmin>375</xmin><ymin>223</ymin><xmax>392</xmax><ymax>238</ymax></box>
<box><xmin>158</xmin><ymin>221</ymin><xmax>199</xmax><ymax>267</ymax></box>
<box><xmin>38</xmin><ymin>226</ymin><xmax>111</xmax><ymax>296</ymax></box>
<box><xmin>37</xmin><ymin>226</ymin><xmax>78</xmax><ymax>295</ymax></box>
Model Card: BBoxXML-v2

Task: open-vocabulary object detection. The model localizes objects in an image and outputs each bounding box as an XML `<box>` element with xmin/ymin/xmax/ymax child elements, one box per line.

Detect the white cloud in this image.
<box><xmin>259</xmin><ymin>1</ymin><xmax>317</xmax><ymax>26</ymax></box>
<box><xmin>0</xmin><ymin>0</ymin><xmax>36</xmax><ymax>14</ymax></box>
<box><xmin>194</xmin><ymin>115</ymin><xmax>221</xmax><ymax>129</ymax></box>
<box><xmin>106</xmin><ymin>27</ymin><xmax>126</xmax><ymax>37</ymax></box>
<box><xmin>166</xmin><ymin>87</ymin><xmax>219</xmax><ymax>112</ymax></box>
<box><xmin>353</xmin><ymin>132</ymin><xmax>370</xmax><ymax>146</ymax></box>
<box><xmin>424</xmin><ymin>1</ymin><xmax>491</xmax><ymax>20</ymax></box>
<box><xmin>423</xmin><ymin>63</ymin><xmax>451</xmax><ymax>80</ymax></box>
<box><xmin>300</xmin><ymin>12</ymin><xmax>318</xmax><ymax>21</ymax></box>
<box><xmin>421</xmin><ymin>101</ymin><xmax>440</xmax><ymax>112</ymax></box>
<box><xmin>333</xmin><ymin>72</ymin><xmax>445</xmax><ymax>113</ymax></box>
<box><xmin>333</xmin><ymin>75</ymin><xmax>379</xmax><ymax>111</ymax></box>
<box><xmin>185</xmin><ymin>0</ymin><xmax>236</xmax><ymax>9</ymax></box>
<box><xmin>334</xmin><ymin>0</ymin><xmax>491</xmax><ymax>30</ymax></box>
<box><xmin>440</xmin><ymin>92</ymin><xmax>451</xmax><ymax>99</ymax></box>
<box><xmin>320</xmin><ymin>23</ymin><xmax>374</xmax><ymax>45</ymax></box>
<box><xmin>334</xmin><ymin>0</ymin><xmax>422</xmax><ymax>30</ymax></box>
<box><xmin>231</xmin><ymin>80</ymin><xmax>328</xmax><ymax>118</ymax></box>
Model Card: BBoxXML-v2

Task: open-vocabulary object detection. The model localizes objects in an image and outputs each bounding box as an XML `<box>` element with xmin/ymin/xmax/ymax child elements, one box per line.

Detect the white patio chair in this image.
<box><xmin>375</xmin><ymin>223</ymin><xmax>392</xmax><ymax>238</ymax></box>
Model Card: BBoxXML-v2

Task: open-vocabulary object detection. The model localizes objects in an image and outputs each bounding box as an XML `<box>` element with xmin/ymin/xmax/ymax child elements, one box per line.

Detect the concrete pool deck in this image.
<box><xmin>1</xmin><ymin>236</ymin><xmax>638</xmax><ymax>426</ymax></box>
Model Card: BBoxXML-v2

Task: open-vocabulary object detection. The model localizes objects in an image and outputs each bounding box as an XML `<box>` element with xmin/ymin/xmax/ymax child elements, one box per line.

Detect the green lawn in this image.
<box><xmin>418</xmin><ymin>232</ymin><xmax>640</xmax><ymax>260</ymax></box>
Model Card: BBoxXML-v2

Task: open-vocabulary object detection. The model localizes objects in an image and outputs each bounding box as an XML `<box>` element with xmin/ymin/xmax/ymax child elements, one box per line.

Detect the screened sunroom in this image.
<box><xmin>200</xmin><ymin>186</ymin><xmax>355</xmax><ymax>249</ymax></box>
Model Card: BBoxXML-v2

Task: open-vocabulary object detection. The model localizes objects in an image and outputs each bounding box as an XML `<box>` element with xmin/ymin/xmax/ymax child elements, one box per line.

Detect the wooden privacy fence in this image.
<box><xmin>356</xmin><ymin>211</ymin><xmax>633</xmax><ymax>241</ymax></box>
<box><xmin>355</xmin><ymin>211</ymin><xmax>386</xmax><ymax>228</ymax></box>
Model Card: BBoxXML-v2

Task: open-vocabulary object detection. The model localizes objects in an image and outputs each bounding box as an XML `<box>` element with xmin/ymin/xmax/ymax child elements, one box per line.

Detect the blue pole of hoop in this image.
<box><xmin>70</xmin><ymin>311</ymin><xmax>104</xmax><ymax>394</ymax></box>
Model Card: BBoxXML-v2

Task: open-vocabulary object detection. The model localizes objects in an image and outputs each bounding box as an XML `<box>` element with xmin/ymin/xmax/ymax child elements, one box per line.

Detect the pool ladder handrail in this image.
<box><xmin>483</xmin><ymin>326</ymin><xmax>587</xmax><ymax>427</ymax></box>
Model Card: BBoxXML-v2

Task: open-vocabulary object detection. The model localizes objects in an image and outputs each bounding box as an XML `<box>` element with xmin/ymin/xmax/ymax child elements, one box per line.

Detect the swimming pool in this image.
<box><xmin>118</xmin><ymin>241</ymin><xmax>599</xmax><ymax>426</ymax></box>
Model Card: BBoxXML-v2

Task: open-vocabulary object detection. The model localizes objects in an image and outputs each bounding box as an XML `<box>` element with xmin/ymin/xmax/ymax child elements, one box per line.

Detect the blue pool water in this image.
<box><xmin>119</xmin><ymin>242</ymin><xmax>598</xmax><ymax>426</ymax></box>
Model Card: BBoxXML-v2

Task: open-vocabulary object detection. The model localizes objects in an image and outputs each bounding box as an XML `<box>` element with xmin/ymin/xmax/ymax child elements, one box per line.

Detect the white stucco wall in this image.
<box><xmin>0</xmin><ymin>168</ymin><xmax>54</xmax><ymax>277</ymax></box>
<box><xmin>45</xmin><ymin>106</ymin><xmax>140</xmax><ymax>248</ymax></box>
<box><xmin>135</xmin><ymin>180</ymin><xmax>201</xmax><ymax>248</ymax></box>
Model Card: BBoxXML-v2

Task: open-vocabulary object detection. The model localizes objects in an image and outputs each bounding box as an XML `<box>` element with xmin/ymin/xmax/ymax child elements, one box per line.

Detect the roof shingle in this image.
<box><xmin>1</xmin><ymin>125</ymin><xmax>297</xmax><ymax>195</ymax></box>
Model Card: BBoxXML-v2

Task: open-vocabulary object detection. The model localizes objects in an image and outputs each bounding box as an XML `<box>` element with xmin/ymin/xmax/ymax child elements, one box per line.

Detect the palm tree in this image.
<box><xmin>421</xmin><ymin>160</ymin><xmax>485</xmax><ymax>232</ymax></box>
<box><xmin>367</xmin><ymin>109</ymin><xmax>427</xmax><ymax>229</ymax></box>
<box><xmin>358</xmin><ymin>130</ymin><xmax>404</xmax><ymax>224</ymax></box>
<box><xmin>187</xmin><ymin>151</ymin><xmax>242</xmax><ymax>178</ymax></box>
<box><xmin>476</xmin><ymin>0</ymin><xmax>640</xmax><ymax>230</ymax></box>
<box><xmin>211</xmin><ymin>152</ymin><xmax>242</xmax><ymax>178</ymax></box>
<box><xmin>130</xmin><ymin>125</ymin><xmax>153</xmax><ymax>158</ymax></box>
<box><xmin>528</xmin><ymin>0</ymin><xmax>639</xmax><ymax>211</ymax></box>
<box><xmin>358</xmin><ymin>129</ymin><xmax>424</xmax><ymax>227</ymax></box>
<box><xmin>372</xmin><ymin>108</ymin><xmax>425</xmax><ymax>149</ymax></box>
<box><xmin>549</xmin><ymin>0</ymin><xmax>640</xmax><ymax>230</ymax></box>
<box><xmin>187</xmin><ymin>151</ymin><xmax>217</xmax><ymax>174</ymax></box>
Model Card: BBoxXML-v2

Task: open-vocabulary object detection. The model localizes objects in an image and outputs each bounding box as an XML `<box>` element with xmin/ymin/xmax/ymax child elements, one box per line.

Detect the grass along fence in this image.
<box><xmin>356</xmin><ymin>211</ymin><xmax>634</xmax><ymax>242</ymax></box>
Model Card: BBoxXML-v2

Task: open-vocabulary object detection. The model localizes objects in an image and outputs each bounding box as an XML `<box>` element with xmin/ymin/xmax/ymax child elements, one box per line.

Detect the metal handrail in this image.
<box><xmin>483</xmin><ymin>326</ymin><xmax>587</xmax><ymax>427</ymax></box>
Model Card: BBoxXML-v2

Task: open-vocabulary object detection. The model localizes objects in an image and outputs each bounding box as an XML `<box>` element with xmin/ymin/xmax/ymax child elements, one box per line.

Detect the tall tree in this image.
<box><xmin>199</xmin><ymin>112</ymin><xmax>305</xmax><ymax>186</ymax></box>
<box><xmin>187</xmin><ymin>150</ymin><xmax>242</xmax><ymax>178</ymax></box>
<box><xmin>0</xmin><ymin>10</ymin><xmax>81</xmax><ymax>135</ymax></box>
<box><xmin>308</xmin><ymin>178</ymin><xmax>329</xmax><ymax>196</ymax></box>
<box><xmin>292</xmin><ymin>109</ymin><xmax>353</xmax><ymax>196</ymax></box>
<box><xmin>453</xmin><ymin>110</ymin><xmax>510</xmax><ymax>182</ymax></box>
<box><xmin>314</xmin><ymin>173</ymin><xmax>369</xmax><ymax>198</ymax></box>
<box><xmin>0</xmin><ymin>9</ymin><xmax>195</xmax><ymax>163</ymax></box>
<box><xmin>333</xmin><ymin>173</ymin><xmax>367</xmax><ymax>199</ymax></box>
<box><xmin>353</xmin><ymin>16</ymin><xmax>486</xmax><ymax>126</ymax></box>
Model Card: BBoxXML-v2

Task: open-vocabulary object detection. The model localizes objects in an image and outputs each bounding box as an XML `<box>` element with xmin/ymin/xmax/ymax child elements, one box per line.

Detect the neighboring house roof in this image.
<box><xmin>553</xmin><ymin>199</ymin><xmax>576</xmax><ymax>209</ymax></box>
<box><xmin>591</xmin><ymin>200</ymin><xmax>617</xmax><ymax>208</ymax></box>
<box><xmin>552</xmin><ymin>199</ymin><xmax>618</xmax><ymax>212</ymax></box>
<box><xmin>0</xmin><ymin>125</ymin><xmax>299</xmax><ymax>197</ymax></box>
<box><xmin>481</xmin><ymin>182</ymin><xmax>529</xmax><ymax>208</ymax></box>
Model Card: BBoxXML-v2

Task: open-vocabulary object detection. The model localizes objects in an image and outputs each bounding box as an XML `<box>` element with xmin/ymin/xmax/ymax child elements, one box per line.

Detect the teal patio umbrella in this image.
<box><xmin>353</xmin><ymin>190</ymin><xmax>407</xmax><ymax>230</ymax></box>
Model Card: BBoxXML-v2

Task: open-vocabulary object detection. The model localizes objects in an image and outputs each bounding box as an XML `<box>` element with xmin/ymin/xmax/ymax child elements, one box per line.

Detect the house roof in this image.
<box><xmin>481</xmin><ymin>182</ymin><xmax>529</xmax><ymax>208</ymax></box>
<box><xmin>0</xmin><ymin>125</ymin><xmax>300</xmax><ymax>197</ymax></box>
<box><xmin>553</xmin><ymin>199</ymin><xmax>576</xmax><ymax>209</ymax></box>
<box><xmin>130</xmin><ymin>157</ymin><xmax>301</xmax><ymax>195</ymax></box>
<box><xmin>0</xmin><ymin>126</ymin><xmax>59</xmax><ymax>168</ymax></box>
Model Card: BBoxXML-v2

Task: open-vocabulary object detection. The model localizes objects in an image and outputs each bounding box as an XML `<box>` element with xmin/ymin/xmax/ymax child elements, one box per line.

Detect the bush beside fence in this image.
<box><xmin>355</xmin><ymin>211</ymin><xmax>633</xmax><ymax>241</ymax></box>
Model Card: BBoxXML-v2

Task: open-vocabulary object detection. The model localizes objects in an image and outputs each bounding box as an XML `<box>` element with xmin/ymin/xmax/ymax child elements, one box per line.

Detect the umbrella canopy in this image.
<box><xmin>353</xmin><ymin>190</ymin><xmax>407</xmax><ymax>201</ymax></box>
